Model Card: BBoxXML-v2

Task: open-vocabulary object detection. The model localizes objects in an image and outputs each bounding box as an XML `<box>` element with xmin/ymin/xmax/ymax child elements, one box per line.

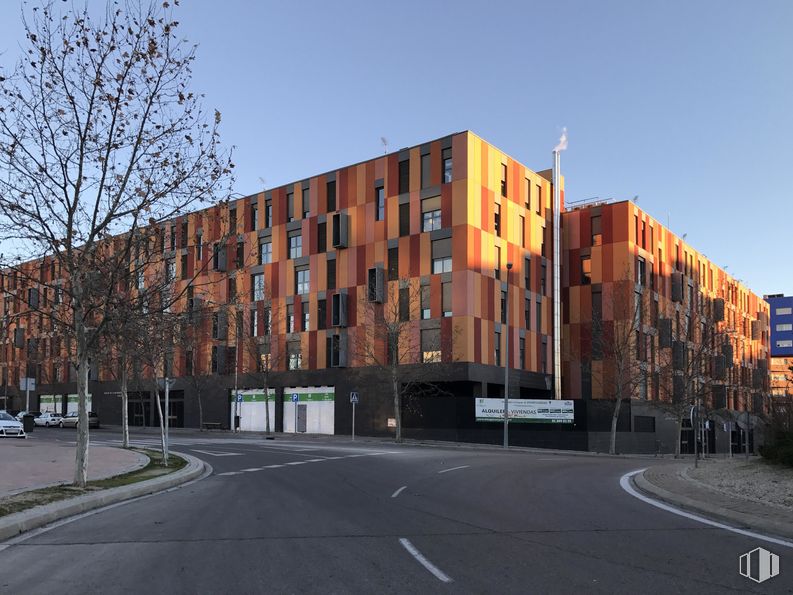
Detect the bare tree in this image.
<box><xmin>239</xmin><ymin>291</ymin><xmax>283</xmax><ymax>435</ymax></box>
<box><xmin>354</xmin><ymin>277</ymin><xmax>455</xmax><ymax>442</ymax></box>
<box><xmin>0</xmin><ymin>2</ymin><xmax>231</xmax><ymax>485</ymax></box>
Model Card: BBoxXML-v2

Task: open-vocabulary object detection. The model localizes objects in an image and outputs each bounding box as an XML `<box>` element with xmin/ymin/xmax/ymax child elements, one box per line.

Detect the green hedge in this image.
<box><xmin>760</xmin><ymin>432</ymin><xmax>793</xmax><ymax>467</ymax></box>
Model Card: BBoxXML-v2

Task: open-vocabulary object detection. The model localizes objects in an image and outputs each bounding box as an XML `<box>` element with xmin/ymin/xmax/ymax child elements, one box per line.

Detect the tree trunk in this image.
<box><xmin>393</xmin><ymin>373</ymin><xmax>402</xmax><ymax>443</ymax></box>
<box><xmin>609</xmin><ymin>392</ymin><xmax>622</xmax><ymax>455</ymax></box>
<box><xmin>73</xmin><ymin>325</ymin><xmax>90</xmax><ymax>487</ymax></box>
<box><xmin>153</xmin><ymin>376</ymin><xmax>168</xmax><ymax>466</ymax></box>
<box><xmin>121</xmin><ymin>361</ymin><xmax>130</xmax><ymax>449</ymax></box>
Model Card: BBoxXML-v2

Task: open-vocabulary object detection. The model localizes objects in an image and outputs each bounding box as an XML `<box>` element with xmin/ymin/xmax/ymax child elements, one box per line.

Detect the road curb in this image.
<box><xmin>0</xmin><ymin>451</ymin><xmax>205</xmax><ymax>542</ymax></box>
<box><xmin>632</xmin><ymin>467</ymin><xmax>793</xmax><ymax>540</ymax></box>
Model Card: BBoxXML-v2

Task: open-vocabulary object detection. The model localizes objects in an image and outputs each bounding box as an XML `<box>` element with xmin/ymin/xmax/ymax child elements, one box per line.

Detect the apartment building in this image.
<box><xmin>0</xmin><ymin>131</ymin><xmax>559</xmax><ymax>441</ymax></box>
<box><xmin>563</xmin><ymin>200</ymin><xmax>770</xmax><ymax>453</ymax></box>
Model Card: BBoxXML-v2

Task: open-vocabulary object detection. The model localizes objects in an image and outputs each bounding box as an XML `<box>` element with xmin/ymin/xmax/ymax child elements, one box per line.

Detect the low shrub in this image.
<box><xmin>760</xmin><ymin>432</ymin><xmax>793</xmax><ymax>467</ymax></box>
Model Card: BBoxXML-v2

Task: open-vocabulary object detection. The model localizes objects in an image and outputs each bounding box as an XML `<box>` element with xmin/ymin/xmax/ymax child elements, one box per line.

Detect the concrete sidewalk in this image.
<box><xmin>0</xmin><ymin>438</ymin><xmax>148</xmax><ymax>497</ymax></box>
<box><xmin>635</xmin><ymin>462</ymin><xmax>793</xmax><ymax>541</ymax></box>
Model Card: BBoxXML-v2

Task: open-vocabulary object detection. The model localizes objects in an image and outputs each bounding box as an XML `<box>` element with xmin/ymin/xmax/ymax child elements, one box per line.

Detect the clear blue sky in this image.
<box><xmin>0</xmin><ymin>1</ymin><xmax>790</xmax><ymax>296</ymax></box>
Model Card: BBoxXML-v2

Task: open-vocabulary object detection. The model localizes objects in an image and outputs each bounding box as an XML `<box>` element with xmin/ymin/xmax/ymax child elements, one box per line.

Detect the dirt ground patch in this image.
<box><xmin>686</xmin><ymin>458</ymin><xmax>793</xmax><ymax>510</ymax></box>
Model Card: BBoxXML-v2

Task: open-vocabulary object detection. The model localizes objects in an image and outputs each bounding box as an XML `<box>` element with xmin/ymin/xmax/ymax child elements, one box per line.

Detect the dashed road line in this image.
<box><xmin>398</xmin><ymin>538</ymin><xmax>453</xmax><ymax>583</ymax></box>
<box><xmin>391</xmin><ymin>486</ymin><xmax>407</xmax><ymax>498</ymax></box>
<box><xmin>438</xmin><ymin>465</ymin><xmax>469</xmax><ymax>474</ymax></box>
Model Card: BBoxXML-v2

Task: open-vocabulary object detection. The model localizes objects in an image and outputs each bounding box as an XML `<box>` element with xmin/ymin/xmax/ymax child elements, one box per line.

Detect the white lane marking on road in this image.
<box><xmin>305</xmin><ymin>459</ymin><xmax>325</xmax><ymax>463</ymax></box>
<box><xmin>620</xmin><ymin>469</ymin><xmax>793</xmax><ymax>549</ymax></box>
<box><xmin>286</xmin><ymin>461</ymin><xmax>307</xmax><ymax>465</ymax></box>
<box><xmin>216</xmin><ymin>471</ymin><xmax>243</xmax><ymax>476</ymax></box>
<box><xmin>398</xmin><ymin>538</ymin><xmax>453</xmax><ymax>583</ymax></box>
<box><xmin>265</xmin><ymin>465</ymin><xmax>283</xmax><ymax>469</ymax></box>
<box><xmin>241</xmin><ymin>468</ymin><xmax>264</xmax><ymax>472</ymax></box>
<box><xmin>438</xmin><ymin>465</ymin><xmax>469</xmax><ymax>474</ymax></box>
<box><xmin>538</xmin><ymin>458</ymin><xmax>568</xmax><ymax>461</ymax></box>
<box><xmin>391</xmin><ymin>486</ymin><xmax>407</xmax><ymax>498</ymax></box>
<box><xmin>191</xmin><ymin>449</ymin><xmax>244</xmax><ymax>457</ymax></box>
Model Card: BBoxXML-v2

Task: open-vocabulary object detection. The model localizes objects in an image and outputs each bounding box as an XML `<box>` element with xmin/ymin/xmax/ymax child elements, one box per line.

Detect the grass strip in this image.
<box><xmin>0</xmin><ymin>449</ymin><xmax>186</xmax><ymax>518</ymax></box>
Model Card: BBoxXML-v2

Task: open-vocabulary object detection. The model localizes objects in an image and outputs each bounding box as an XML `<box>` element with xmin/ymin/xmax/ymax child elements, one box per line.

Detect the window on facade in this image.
<box><xmin>287</xmin><ymin>192</ymin><xmax>295</xmax><ymax>222</ymax></box>
<box><xmin>251</xmin><ymin>203</ymin><xmax>259</xmax><ymax>231</ymax></box>
<box><xmin>259</xmin><ymin>240</ymin><xmax>272</xmax><ymax>265</ymax></box>
<box><xmin>421</xmin><ymin>153</ymin><xmax>431</xmax><ymax>189</ymax></box>
<box><xmin>211</xmin><ymin>313</ymin><xmax>219</xmax><ymax>339</ymax></box>
<box><xmin>442</xmin><ymin>148</ymin><xmax>452</xmax><ymax>183</ymax></box>
<box><xmin>636</xmin><ymin>257</ymin><xmax>646</xmax><ymax>285</ymax></box>
<box><xmin>421</xmin><ymin>285</ymin><xmax>431</xmax><ymax>319</ymax></box>
<box><xmin>777</xmin><ymin>340</ymin><xmax>793</xmax><ymax>348</ymax></box>
<box><xmin>431</xmin><ymin>238</ymin><xmax>452</xmax><ymax>274</ymax></box>
<box><xmin>777</xmin><ymin>307</ymin><xmax>793</xmax><ymax>315</ymax></box>
<box><xmin>227</xmin><ymin>277</ymin><xmax>237</xmax><ymax>302</ymax></box>
<box><xmin>536</xmin><ymin>184</ymin><xmax>542</xmax><ymax>215</ymax></box>
<box><xmin>442</xmin><ymin>281</ymin><xmax>452</xmax><ymax>317</ymax></box>
<box><xmin>524</xmin><ymin>298</ymin><xmax>531</xmax><ymax>330</ymax></box>
<box><xmin>641</xmin><ymin>220</ymin><xmax>646</xmax><ymax>249</ymax></box>
<box><xmin>236</xmin><ymin>242</ymin><xmax>245</xmax><ymax>268</ymax></box>
<box><xmin>777</xmin><ymin>324</ymin><xmax>793</xmax><ymax>332</ymax></box>
<box><xmin>326</xmin><ymin>180</ymin><xmax>336</xmax><ymax>212</ymax></box>
<box><xmin>317</xmin><ymin>221</ymin><xmax>327</xmax><ymax>252</ymax></box>
<box><xmin>295</xmin><ymin>268</ymin><xmax>310</xmax><ymax>295</ymax></box>
<box><xmin>388</xmin><ymin>247</ymin><xmax>399</xmax><ymax>281</ymax></box>
<box><xmin>494</xmin><ymin>331</ymin><xmax>501</xmax><ymax>366</ymax></box>
<box><xmin>265</xmin><ymin>200</ymin><xmax>272</xmax><ymax>228</ymax></box>
<box><xmin>166</xmin><ymin>259</ymin><xmax>175</xmax><ymax>283</ymax></box>
<box><xmin>195</xmin><ymin>238</ymin><xmax>203</xmax><ymax>262</ymax></box>
<box><xmin>318</xmin><ymin>298</ymin><xmax>327</xmax><ymax>330</ymax></box>
<box><xmin>494</xmin><ymin>203</ymin><xmax>501</xmax><ymax>236</ymax></box>
<box><xmin>327</xmin><ymin>258</ymin><xmax>336</xmax><ymax>290</ymax></box>
<box><xmin>229</xmin><ymin>208</ymin><xmax>237</xmax><ymax>232</ymax></box>
<box><xmin>591</xmin><ymin>215</ymin><xmax>602</xmax><ymax>246</ymax></box>
<box><xmin>211</xmin><ymin>346</ymin><xmax>218</xmax><ymax>373</ymax></box>
<box><xmin>495</xmin><ymin>246</ymin><xmax>501</xmax><ymax>280</ymax></box>
<box><xmin>524</xmin><ymin>257</ymin><xmax>531</xmax><ymax>289</ymax></box>
<box><xmin>536</xmin><ymin>300</ymin><xmax>542</xmax><ymax>332</ymax></box>
<box><xmin>288</xmin><ymin>346</ymin><xmax>302</xmax><ymax>370</ymax></box>
<box><xmin>399</xmin><ymin>287</ymin><xmax>410</xmax><ymax>321</ymax></box>
<box><xmin>634</xmin><ymin>215</ymin><xmax>639</xmax><ymax>245</ymax></box>
<box><xmin>375</xmin><ymin>186</ymin><xmax>385</xmax><ymax>221</ymax></box>
<box><xmin>251</xmin><ymin>273</ymin><xmax>265</xmax><ymax>301</ymax></box>
<box><xmin>286</xmin><ymin>304</ymin><xmax>295</xmax><ymax>333</ymax></box>
<box><xmin>541</xmin><ymin>338</ymin><xmax>548</xmax><ymax>373</ymax></box>
<box><xmin>398</xmin><ymin>159</ymin><xmax>410</xmax><ymax>194</ymax></box>
<box><xmin>519</xmin><ymin>338</ymin><xmax>526</xmax><ymax>369</ymax></box>
<box><xmin>541</xmin><ymin>262</ymin><xmax>547</xmax><ymax>295</ymax></box>
<box><xmin>501</xmin><ymin>290</ymin><xmax>507</xmax><ymax>324</ymax></box>
<box><xmin>524</xmin><ymin>178</ymin><xmax>531</xmax><ymax>210</ymax></box>
<box><xmin>581</xmin><ymin>256</ymin><xmax>591</xmax><ymax>285</ymax></box>
<box><xmin>302</xmin><ymin>307</ymin><xmax>310</xmax><ymax>332</ymax></box>
<box><xmin>288</xmin><ymin>232</ymin><xmax>302</xmax><ymax>259</ymax></box>
<box><xmin>250</xmin><ymin>309</ymin><xmax>259</xmax><ymax>337</ymax></box>
<box><xmin>169</xmin><ymin>224</ymin><xmax>176</xmax><ymax>250</ymax></box>
<box><xmin>421</xmin><ymin>195</ymin><xmax>441</xmax><ymax>232</ymax></box>
<box><xmin>421</xmin><ymin>328</ymin><xmax>441</xmax><ymax>363</ymax></box>
<box><xmin>399</xmin><ymin>202</ymin><xmax>411</xmax><ymax>236</ymax></box>
<box><xmin>302</xmin><ymin>188</ymin><xmax>310</xmax><ymax>219</ymax></box>
<box><xmin>500</xmin><ymin>163</ymin><xmax>507</xmax><ymax>197</ymax></box>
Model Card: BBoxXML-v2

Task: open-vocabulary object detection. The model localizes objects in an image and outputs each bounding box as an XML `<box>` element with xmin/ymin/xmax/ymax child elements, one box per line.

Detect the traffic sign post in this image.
<box><xmin>292</xmin><ymin>393</ymin><xmax>299</xmax><ymax>433</ymax></box>
<box><xmin>350</xmin><ymin>392</ymin><xmax>359</xmax><ymax>441</ymax></box>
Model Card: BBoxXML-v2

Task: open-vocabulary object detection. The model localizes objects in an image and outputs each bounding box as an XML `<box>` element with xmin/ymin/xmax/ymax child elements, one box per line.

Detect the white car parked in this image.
<box><xmin>34</xmin><ymin>412</ymin><xmax>63</xmax><ymax>427</ymax></box>
<box><xmin>0</xmin><ymin>410</ymin><xmax>26</xmax><ymax>438</ymax></box>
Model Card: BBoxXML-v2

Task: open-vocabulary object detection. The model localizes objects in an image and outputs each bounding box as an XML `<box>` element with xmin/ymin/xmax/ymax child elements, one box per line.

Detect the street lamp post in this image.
<box><xmin>503</xmin><ymin>262</ymin><xmax>513</xmax><ymax>449</ymax></box>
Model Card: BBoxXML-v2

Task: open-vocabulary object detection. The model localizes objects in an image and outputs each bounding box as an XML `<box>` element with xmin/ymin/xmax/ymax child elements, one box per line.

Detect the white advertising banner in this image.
<box><xmin>66</xmin><ymin>393</ymin><xmax>92</xmax><ymax>414</ymax></box>
<box><xmin>475</xmin><ymin>398</ymin><xmax>574</xmax><ymax>424</ymax></box>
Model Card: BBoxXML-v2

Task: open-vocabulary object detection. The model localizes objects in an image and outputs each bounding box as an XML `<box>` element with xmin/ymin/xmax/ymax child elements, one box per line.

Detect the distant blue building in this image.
<box><xmin>766</xmin><ymin>294</ymin><xmax>793</xmax><ymax>357</ymax></box>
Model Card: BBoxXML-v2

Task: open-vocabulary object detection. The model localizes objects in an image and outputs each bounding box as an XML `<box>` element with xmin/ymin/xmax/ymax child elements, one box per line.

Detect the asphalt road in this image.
<box><xmin>1</xmin><ymin>428</ymin><xmax>790</xmax><ymax>594</ymax></box>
